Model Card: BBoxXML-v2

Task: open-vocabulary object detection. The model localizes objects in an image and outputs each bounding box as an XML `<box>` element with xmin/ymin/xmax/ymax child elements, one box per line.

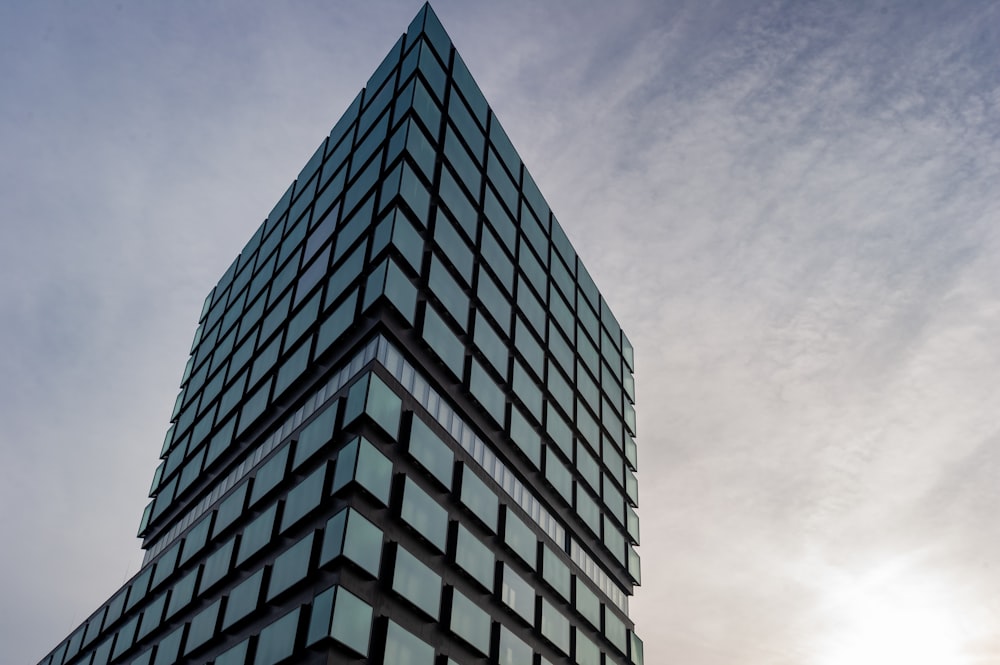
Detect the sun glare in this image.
<box><xmin>818</xmin><ymin>568</ymin><xmax>969</xmax><ymax>665</ymax></box>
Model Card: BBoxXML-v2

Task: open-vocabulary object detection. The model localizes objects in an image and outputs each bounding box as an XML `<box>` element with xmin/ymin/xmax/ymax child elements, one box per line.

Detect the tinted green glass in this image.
<box><xmin>408</xmin><ymin>417</ymin><xmax>454</xmax><ymax>489</ymax></box>
<box><xmin>331</xmin><ymin>435</ymin><xmax>392</xmax><ymax>505</ymax></box>
<box><xmin>292</xmin><ymin>400</ymin><xmax>338</xmax><ymax>470</ymax></box>
<box><xmin>213</xmin><ymin>638</ymin><xmax>248</xmax><ymax>665</ymax></box>
<box><xmin>330</xmin><ymin>588</ymin><xmax>373</xmax><ymax>656</ymax></box>
<box><xmin>544</xmin><ymin>447</ymin><xmax>572</xmax><ymax>503</ymax></box>
<box><xmin>137</xmin><ymin>592</ymin><xmax>165</xmax><ymax>639</ymax></box>
<box><xmin>165</xmin><ymin>565</ymin><xmax>199</xmax><ymax>619</ymax></box>
<box><xmin>400</xmin><ymin>478</ymin><xmax>447</xmax><ymax>551</ymax></box>
<box><xmin>604</xmin><ymin>608</ymin><xmax>628</xmax><ymax>655</ymax></box>
<box><xmin>469</xmin><ymin>358</ymin><xmax>505</xmax><ymax>426</ymax></box>
<box><xmin>236</xmin><ymin>502</ymin><xmax>277</xmax><ymax>565</ymax></box>
<box><xmin>384</xmin><ymin>620</ymin><xmax>433</xmax><ymax>665</ymax></box>
<box><xmin>199</xmin><ymin>536</ymin><xmax>235</xmax><ymax>595</ymax></box>
<box><xmin>575</xmin><ymin>579</ymin><xmax>600</xmax><ymax>628</ymax></box>
<box><xmin>180</xmin><ymin>513</ymin><xmax>212</xmax><ymax>566</ymax></box>
<box><xmin>500</xmin><ymin>564</ymin><xmax>534</xmax><ymax>624</ymax></box>
<box><xmin>268</xmin><ymin>532</ymin><xmax>314</xmax><ymax>600</ymax></box>
<box><xmin>575</xmin><ymin>629</ymin><xmax>600</xmax><ymax>665</ymax></box>
<box><xmin>508</xmin><ymin>407</ymin><xmax>541</xmax><ymax>468</ymax></box>
<box><xmin>454</xmin><ymin>524</ymin><xmax>494</xmax><ymax>591</ymax></box>
<box><xmin>320</xmin><ymin>508</ymin><xmax>383</xmax><ymax>577</ymax></box>
<box><xmin>392</xmin><ymin>545</ymin><xmax>441</xmax><ymax>618</ymax></box>
<box><xmin>459</xmin><ymin>466</ymin><xmax>498</xmax><ymax>532</ymax></box>
<box><xmin>256</xmin><ymin>607</ymin><xmax>300</xmax><ymax>665</ymax></box>
<box><xmin>152</xmin><ymin>624</ymin><xmax>183</xmax><ymax>665</ymax></box>
<box><xmin>184</xmin><ymin>597</ymin><xmax>221</xmax><ymax>656</ymax></box>
<box><xmin>498</xmin><ymin>626</ymin><xmax>532</xmax><ymax>665</ymax></box>
<box><xmin>449</xmin><ymin>590</ymin><xmax>492</xmax><ymax>654</ymax></box>
<box><xmin>502</xmin><ymin>508</ymin><xmax>536</xmax><ymax>568</ymax></box>
<box><xmin>542</xmin><ymin>545</ymin><xmax>571</xmax><ymax>600</ymax></box>
<box><xmin>222</xmin><ymin>568</ymin><xmax>264</xmax><ymax>630</ymax></box>
<box><xmin>213</xmin><ymin>482</ymin><xmax>248</xmax><ymax>538</ymax></box>
<box><xmin>249</xmin><ymin>444</ymin><xmax>290</xmax><ymax>506</ymax></box>
<box><xmin>280</xmin><ymin>463</ymin><xmax>326</xmax><ymax>533</ymax></box>
<box><xmin>540</xmin><ymin>598</ymin><xmax>570</xmax><ymax>654</ymax></box>
<box><xmin>422</xmin><ymin>305</ymin><xmax>465</xmax><ymax>379</ymax></box>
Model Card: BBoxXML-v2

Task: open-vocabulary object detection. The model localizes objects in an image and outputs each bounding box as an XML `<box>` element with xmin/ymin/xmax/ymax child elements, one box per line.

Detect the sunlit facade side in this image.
<box><xmin>37</xmin><ymin>5</ymin><xmax>642</xmax><ymax>665</ymax></box>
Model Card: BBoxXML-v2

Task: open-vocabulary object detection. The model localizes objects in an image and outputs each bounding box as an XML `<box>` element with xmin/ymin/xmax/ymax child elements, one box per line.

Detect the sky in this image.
<box><xmin>2</xmin><ymin>1</ymin><xmax>999</xmax><ymax>663</ymax></box>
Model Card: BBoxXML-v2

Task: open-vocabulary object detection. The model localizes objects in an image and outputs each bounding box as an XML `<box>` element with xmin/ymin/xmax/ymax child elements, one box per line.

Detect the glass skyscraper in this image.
<box><xmin>36</xmin><ymin>5</ymin><xmax>642</xmax><ymax>665</ymax></box>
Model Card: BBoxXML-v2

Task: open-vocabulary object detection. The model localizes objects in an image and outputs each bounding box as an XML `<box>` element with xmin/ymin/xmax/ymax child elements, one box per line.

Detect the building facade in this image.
<box><xmin>37</xmin><ymin>5</ymin><xmax>642</xmax><ymax>665</ymax></box>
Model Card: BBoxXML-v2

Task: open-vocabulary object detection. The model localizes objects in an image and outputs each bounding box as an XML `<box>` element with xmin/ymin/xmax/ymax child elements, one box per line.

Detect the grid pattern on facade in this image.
<box><xmin>37</xmin><ymin>5</ymin><xmax>643</xmax><ymax>665</ymax></box>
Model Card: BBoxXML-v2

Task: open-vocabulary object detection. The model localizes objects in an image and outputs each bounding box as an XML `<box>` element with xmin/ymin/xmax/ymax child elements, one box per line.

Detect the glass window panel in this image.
<box><xmin>90</xmin><ymin>635</ymin><xmax>113</xmax><ymax>665</ymax></box>
<box><xmin>255</xmin><ymin>607</ymin><xmax>300</xmax><ymax>665</ymax></box>
<box><xmin>631</xmin><ymin>631</ymin><xmax>645</xmax><ymax>665</ymax></box>
<box><xmin>477</xmin><ymin>267</ymin><xmax>511</xmax><ymax>333</ymax></box>
<box><xmin>330</xmin><ymin>588</ymin><xmax>373</xmax><ymax>656</ymax></box>
<box><xmin>459</xmin><ymin>465</ymin><xmax>498</xmax><ymax>532</ymax></box>
<box><xmin>281</xmin><ymin>463</ymin><xmax>326</xmax><ymax>533</ymax></box>
<box><xmin>222</xmin><ymin>568</ymin><xmax>264</xmax><ymax>630</ymax></box>
<box><xmin>498</xmin><ymin>626</ymin><xmax>532</xmax><ymax>665</ymax></box>
<box><xmin>509</xmin><ymin>407</ymin><xmax>541</xmax><ymax>468</ymax></box>
<box><xmin>513</xmin><ymin>362</ymin><xmax>542</xmax><ymax>420</ymax></box>
<box><xmin>480</xmin><ymin>225</ymin><xmax>514</xmax><ymax>290</ymax></box>
<box><xmin>500</xmin><ymin>563</ymin><xmax>535</xmax><ymax>625</ymax></box>
<box><xmin>408</xmin><ymin>417</ymin><xmax>454</xmax><ymax>489</ymax></box>
<box><xmin>448</xmin><ymin>91</ymin><xmax>485</xmax><ymax>158</ymax></box>
<box><xmin>575</xmin><ymin>579</ymin><xmax>600</xmax><ymax>629</ymax></box>
<box><xmin>544</xmin><ymin>446</ymin><xmax>573</xmax><ymax>503</ymax></box>
<box><xmin>503</xmin><ymin>508</ymin><xmax>537</xmax><ymax>569</ymax></box>
<box><xmin>542</xmin><ymin>545</ymin><xmax>571</xmax><ymax>600</ymax></box>
<box><xmin>517</xmin><ymin>282</ymin><xmax>546</xmax><ymax>339</ymax></box>
<box><xmin>316</xmin><ymin>287</ymin><xmax>358</xmax><ymax>357</ymax></box>
<box><xmin>546</xmin><ymin>403</ymin><xmax>573</xmax><ymax>458</ymax></box>
<box><xmin>400</xmin><ymin>477</ymin><xmax>448</xmax><ymax>551</ymax></box>
<box><xmin>214</xmin><ymin>638</ymin><xmax>248</xmax><ymax>665</ymax></box>
<box><xmin>540</xmin><ymin>598</ymin><xmax>570</xmax><ymax>654</ymax></box>
<box><xmin>249</xmin><ymin>444</ymin><xmax>290</xmax><ymax>507</ymax></box>
<box><xmin>576</xmin><ymin>488</ymin><xmax>600</xmax><ymax>536</ymax></box>
<box><xmin>152</xmin><ymin>624</ymin><xmax>184</xmax><ymax>665</ymax></box>
<box><xmin>111</xmin><ymin>615</ymin><xmax>138</xmax><ymax>660</ymax></box>
<box><xmin>274</xmin><ymin>336</ymin><xmax>312</xmax><ymax>397</ymax></box>
<box><xmin>137</xmin><ymin>592</ymin><xmax>166</xmax><ymax>639</ymax></box>
<box><xmin>434</xmin><ymin>212</ymin><xmax>474</xmax><ymax>283</ymax></box>
<box><xmin>422</xmin><ymin>305</ymin><xmax>465</xmax><ymax>379</ymax></box>
<box><xmin>306</xmin><ymin>586</ymin><xmax>336</xmax><ymax>647</ymax></box>
<box><xmin>604</xmin><ymin>608</ymin><xmax>628</xmax><ymax>655</ymax></box>
<box><xmin>199</xmin><ymin>536</ymin><xmax>236</xmax><ymax>595</ymax></box>
<box><xmin>165</xmin><ymin>565</ymin><xmax>199</xmax><ymax>619</ymax></box>
<box><xmin>331</xmin><ymin>435</ymin><xmax>392</xmax><ymax>505</ymax></box>
<box><xmin>577</xmin><ymin>442</ymin><xmax>600</xmax><ymax>491</ymax></box>
<box><xmin>236</xmin><ymin>502</ymin><xmax>277</xmax><ymax>566</ymax></box>
<box><xmin>450</xmin><ymin>48</ymin><xmax>486</xmax><ymax>117</ymax></box>
<box><xmin>454</xmin><ymin>524</ymin><xmax>495</xmax><ymax>591</ymax></box>
<box><xmin>268</xmin><ymin>532</ymin><xmax>315</xmax><ymax>600</ymax></box>
<box><xmin>469</xmin><ymin>358</ymin><xmax>505</xmax><ymax>426</ymax></box>
<box><xmin>483</xmin><ymin>184</ymin><xmax>516</xmax><ymax>252</ymax></box>
<box><xmin>365</xmin><ymin>372</ymin><xmax>403</xmax><ymax>439</ymax></box>
<box><xmin>238</xmin><ymin>376</ymin><xmax>272</xmax><ymax>437</ymax></box>
<box><xmin>292</xmin><ymin>399</ymin><xmax>338</xmax><ymax>470</ymax></box>
<box><xmin>125</xmin><ymin>567</ymin><xmax>153</xmax><ymax>612</ymax></box>
<box><xmin>151</xmin><ymin>541</ymin><xmax>180</xmax><ymax>590</ymax></box>
<box><xmin>575</xmin><ymin>629</ymin><xmax>600</xmax><ymax>665</ymax></box>
<box><xmin>384</xmin><ymin>620</ymin><xmax>434</xmax><ymax>665</ymax></box>
<box><xmin>320</xmin><ymin>508</ymin><xmax>383</xmax><ymax>577</ymax></box>
<box><xmin>213</xmin><ymin>482</ymin><xmax>248</xmax><ymax>538</ymax></box>
<box><xmin>429</xmin><ymin>255</ymin><xmax>469</xmax><ymax>329</ymax></box>
<box><xmin>392</xmin><ymin>545</ymin><xmax>442</xmax><ymax>619</ymax></box>
<box><xmin>449</xmin><ymin>589</ymin><xmax>492</xmax><ymax>655</ymax></box>
<box><xmin>473</xmin><ymin>311</ymin><xmax>507</xmax><ymax>376</ymax></box>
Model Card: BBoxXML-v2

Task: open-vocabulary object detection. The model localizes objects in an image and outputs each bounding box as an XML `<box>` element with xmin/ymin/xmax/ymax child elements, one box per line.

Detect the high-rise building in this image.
<box><xmin>36</xmin><ymin>5</ymin><xmax>642</xmax><ymax>665</ymax></box>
